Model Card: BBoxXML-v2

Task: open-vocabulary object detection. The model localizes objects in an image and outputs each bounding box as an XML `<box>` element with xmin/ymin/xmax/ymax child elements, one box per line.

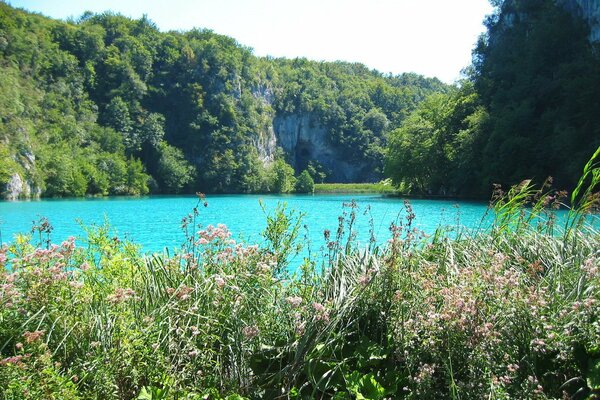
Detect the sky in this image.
<box><xmin>8</xmin><ymin>0</ymin><xmax>494</xmax><ymax>83</ymax></box>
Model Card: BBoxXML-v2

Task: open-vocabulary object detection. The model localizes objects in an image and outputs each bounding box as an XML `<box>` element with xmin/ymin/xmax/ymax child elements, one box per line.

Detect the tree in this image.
<box><xmin>295</xmin><ymin>170</ymin><xmax>314</xmax><ymax>193</ymax></box>
<box><xmin>156</xmin><ymin>142</ymin><xmax>196</xmax><ymax>193</ymax></box>
<box><xmin>271</xmin><ymin>159</ymin><xmax>296</xmax><ymax>193</ymax></box>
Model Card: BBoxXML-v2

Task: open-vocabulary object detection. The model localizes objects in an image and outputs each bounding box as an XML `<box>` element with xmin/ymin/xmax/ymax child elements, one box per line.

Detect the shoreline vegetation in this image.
<box><xmin>0</xmin><ymin>0</ymin><xmax>599</xmax><ymax>396</ymax></box>
<box><xmin>1</xmin><ymin>164</ymin><xmax>599</xmax><ymax>399</ymax></box>
<box><xmin>2</xmin><ymin>1</ymin><xmax>600</xmax><ymax>201</ymax></box>
<box><xmin>314</xmin><ymin>182</ymin><xmax>397</xmax><ymax>195</ymax></box>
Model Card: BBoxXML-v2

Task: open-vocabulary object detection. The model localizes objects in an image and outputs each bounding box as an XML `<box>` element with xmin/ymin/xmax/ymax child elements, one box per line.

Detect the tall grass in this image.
<box><xmin>0</xmin><ymin>151</ymin><xmax>599</xmax><ymax>399</ymax></box>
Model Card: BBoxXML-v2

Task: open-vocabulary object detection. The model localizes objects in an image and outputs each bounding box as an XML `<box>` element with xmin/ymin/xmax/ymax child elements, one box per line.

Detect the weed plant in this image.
<box><xmin>1</xmin><ymin>153</ymin><xmax>599</xmax><ymax>399</ymax></box>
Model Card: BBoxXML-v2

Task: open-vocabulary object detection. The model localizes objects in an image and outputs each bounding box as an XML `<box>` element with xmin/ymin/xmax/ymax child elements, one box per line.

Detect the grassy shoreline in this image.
<box><xmin>1</xmin><ymin>186</ymin><xmax>599</xmax><ymax>399</ymax></box>
<box><xmin>314</xmin><ymin>182</ymin><xmax>398</xmax><ymax>194</ymax></box>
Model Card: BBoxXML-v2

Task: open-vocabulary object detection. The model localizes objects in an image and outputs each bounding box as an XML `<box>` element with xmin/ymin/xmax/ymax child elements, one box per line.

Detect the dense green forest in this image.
<box><xmin>2</xmin><ymin>0</ymin><xmax>598</xmax><ymax>199</ymax></box>
<box><xmin>386</xmin><ymin>0</ymin><xmax>600</xmax><ymax>196</ymax></box>
<box><xmin>0</xmin><ymin>3</ymin><xmax>446</xmax><ymax>198</ymax></box>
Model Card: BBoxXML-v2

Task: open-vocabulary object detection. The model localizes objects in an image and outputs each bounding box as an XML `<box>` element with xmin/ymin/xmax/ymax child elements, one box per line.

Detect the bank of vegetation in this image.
<box><xmin>1</xmin><ymin>151</ymin><xmax>599</xmax><ymax>399</ymax></box>
<box><xmin>314</xmin><ymin>182</ymin><xmax>397</xmax><ymax>194</ymax></box>
<box><xmin>2</xmin><ymin>1</ymin><xmax>599</xmax><ymax>200</ymax></box>
<box><xmin>0</xmin><ymin>2</ymin><xmax>446</xmax><ymax>198</ymax></box>
<box><xmin>385</xmin><ymin>0</ymin><xmax>600</xmax><ymax>197</ymax></box>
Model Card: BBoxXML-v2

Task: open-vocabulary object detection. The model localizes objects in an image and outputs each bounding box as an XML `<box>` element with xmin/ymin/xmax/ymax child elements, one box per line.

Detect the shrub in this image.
<box><xmin>295</xmin><ymin>170</ymin><xmax>314</xmax><ymax>193</ymax></box>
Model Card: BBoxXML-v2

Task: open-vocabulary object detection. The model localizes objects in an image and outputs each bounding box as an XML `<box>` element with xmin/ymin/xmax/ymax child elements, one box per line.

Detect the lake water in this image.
<box><xmin>0</xmin><ymin>194</ymin><xmax>582</xmax><ymax>257</ymax></box>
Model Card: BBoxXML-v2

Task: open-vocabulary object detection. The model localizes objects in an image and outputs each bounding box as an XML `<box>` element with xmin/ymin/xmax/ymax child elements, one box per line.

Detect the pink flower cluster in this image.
<box><xmin>313</xmin><ymin>302</ymin><xmax>330</xmax><ymax>322</ymax></box>
<box><xmin>196</xmin><ymin>224</ymin><xmax>232</xmax><ymax>244</ymax></box>
<box><xmin>286</xmin><ymin>296</ymin><xmax>302</xmax><ymax>307</ymax></box>
<box><xmin>107</xmin><ymin>288</ymin><xmax>137</xmax><ymax>304</ymax></box>
<box><xmin>242</xmin><ymin>325</ymin><xmax>260</xmax><ymax>339</ymax></box>
<box><xmin>23</xmin><ymin>330</ymin><xmax>45</xmax><ymax>344</ymax></box>
<box><xmin>581</xmin><ymin>257</ymin><xmax>598</xmax><ymax>278</ymax></box>
<box><xmin>1</xmin><ymin>354</ymin><xmax>30</xmax><ymax>366</ymax></box>
<box><xmin>166</xmin><ymin>284</ymin><xmax>194</xmax><ymax>300</ymax></box>
<box><xmin>1</xmin><ymin>279</ymin><xmax>21</xmax><ymax>308</ymax></box>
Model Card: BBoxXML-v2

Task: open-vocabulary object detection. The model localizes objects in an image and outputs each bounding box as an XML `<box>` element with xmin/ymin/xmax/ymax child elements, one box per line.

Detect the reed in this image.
<box><xmin>0</xmin><ymin>151</ymin><xmax>599</xmax><ymax>399</ymax></box>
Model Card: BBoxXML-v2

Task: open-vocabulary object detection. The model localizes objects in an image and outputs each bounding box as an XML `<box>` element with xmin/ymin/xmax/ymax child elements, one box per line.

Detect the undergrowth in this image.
<box><xmin>1</xmin><ymin>150</ymin><xmax>599</xmax><ymax>399</ymax></box>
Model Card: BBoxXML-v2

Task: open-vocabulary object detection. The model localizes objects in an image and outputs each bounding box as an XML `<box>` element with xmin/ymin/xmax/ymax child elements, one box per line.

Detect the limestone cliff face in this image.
<box><xmin>499</xmin><ymin>0</ymin><xmax>600</xmax><ymax>41</ymax></box>
<box><xmin>560</xmin><ymin>0</ymin><xmax>600</xmax><ymax>41</ymax></box>
<box><xmin>252</xmin><ymin>125</ymin><xmax>277</xmax><ymax>164</ymax></box>
<box><xmin>272</xmin><ymin>113</ymin><xmax>369</xmax><ymax>182</ymax></box>
<box><xmin>2</xmin><ymin>173</ymin><xmax>40</xmax><ymax>200</ymax></box>
<box><xmin>1</xmin><ymin>151</ymin><xmax>41</xmax><ymax>200</ymax></box>
<box><xmin>250</xmin><ymin>84</ymin><xmax>277</xmax><ymax>164</ymax></box>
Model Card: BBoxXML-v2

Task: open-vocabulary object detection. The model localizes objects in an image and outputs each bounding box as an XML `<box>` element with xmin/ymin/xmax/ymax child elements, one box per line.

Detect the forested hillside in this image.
<box><xmin>0</xmin><ymin>3</ymin><xmax>447</xmax><ymax>199</ymax></box>
<box><xmin>386</xmin><ymin>0</ymin><xmax>600</xmax><ymax>197</ymax></box>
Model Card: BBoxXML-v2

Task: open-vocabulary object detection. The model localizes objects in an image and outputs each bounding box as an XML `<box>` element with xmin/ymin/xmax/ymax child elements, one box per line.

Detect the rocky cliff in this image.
<box><xmin>3</xmin><ymin>173</ymin><xmax>39</xmax><ymax>200</ymax></box>
<box><xmin>1</xmin><ymin>150</ymin><xmax>41</xmax><ymax>201</ymax></box>
<box><xmin>560</xmin><ymin>0</ymin><xmax>600</xmax><ymax>41</ymax></box>
<box><xmin>271</xmin><ymin>113</ymin><xmax>373</xmax><ymax>182</ymax></box>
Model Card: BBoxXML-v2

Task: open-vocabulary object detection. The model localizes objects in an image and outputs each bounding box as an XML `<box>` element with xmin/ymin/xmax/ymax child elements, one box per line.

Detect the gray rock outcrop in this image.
<box><xmin>3</xmin><ymin>173</ymin><xmax>36</xmax><ymax>200</ymax></box>
<box><xmin>560</xmin><ymin>0</ymin><xmax>600</xmax><ymax>41</ymax></box>
<box><xmin>273</xmin><ymin>113</ymin><xmax>369</xmax><ymax>182</ymax></box>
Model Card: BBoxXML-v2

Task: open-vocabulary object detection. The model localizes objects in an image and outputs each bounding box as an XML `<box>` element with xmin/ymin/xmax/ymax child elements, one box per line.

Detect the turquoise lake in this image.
<box><xmin>0</xmin><ymin>194</ymin><xmax>585</xmax><ymax>258</ymax></box>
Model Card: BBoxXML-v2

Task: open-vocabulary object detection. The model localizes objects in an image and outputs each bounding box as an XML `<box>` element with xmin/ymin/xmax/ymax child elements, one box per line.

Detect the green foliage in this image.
<box><xmin>0</xmin><ymin>3</ymin><xmax>447</xmax><ymax>197</ymax></box>
<box><xmin>0</xmin><ymin>144</ymin><xmax>21</xmax><ymax>186</ymax></box>
<box><xmin>471</xmin><ymin>0</ymin><xmax>600</xmax><ymax>193</ymax></box>
<box><xmin>0</xmin><ymin>190</ymin><xmax>599</xmax><ymax>398</ymax></box>
<box><xmin>271</xmin><ymin>159</ymin><xmax>297</xmax><ymax>193</ymax></box>
<box><xmin>294</xmin><ymin>170</ymin><xmax>314</xmax><ymax>193</ymax></box>
<box><xmin>385</xmin><ymin>83</ymin><xmax>487</xmax><ymax>195</ymax></box>
<box><xmin>314</xmin><ymin>182</ymin><xmax>396</xmax><ymax>194</ymax></box>
<box><xmin>385</xmin><ymin>0</ymin><xmax>600</xmax><ymax>197</ymax></box>
<box><xmin>306</xmin><ymin>161</ymin><xmax>328</xmax><ymax>184</ymax></box>
<box><xmin>155</xmin><ymin>142</ymin><xmax>196</xmax><ymax>193</ymax></box>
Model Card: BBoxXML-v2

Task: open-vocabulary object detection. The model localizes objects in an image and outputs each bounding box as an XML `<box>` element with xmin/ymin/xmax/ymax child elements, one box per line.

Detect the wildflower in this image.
<box><xmin>313</xmin><ymin>302</ymin><xmax>330</xmax><ymax>322</ymax></box>
<box><xmin>176</xmin><ymin>285</ymin><xmax>194</xmax><ymax>300</ymax></box>
<box><xmin>151</xmin><ymin>343</ymin><xmax>159</xmax><ymax>350</ymax></box>
<box><xmin>507</xmin><ymin>363</ymin><xmax>519</xmax><ymax>373</ymax></box>
<box><xmin>190</xmin><ymin>326</ymin><xmax>200</xmax><ymax>336</ymax></box>
<box><xmin>412</xmin><ymin>363</ymin><xmax>436</xmax><ymax>384</ymax></box>
<box><xmin>188</xmin><ymin>349</ymin><xmax>199</xmax><ymax>357</ymax></box>
<box><xmin>15</xmin><ymin>342</ymin><xmax>23</xmax><ymax>350</ymax></box>
<box><xmin>581</xmin><ymin>257</ymin><xmax>598</xmax><ymax>278</ymax></box>
<box><xmin>242</xmin><ymin>325</ymin><xmax>260</xmax><ymax>339</ymax></box>
<box><xmin>257</xmin><ymin>262</ymin><xmax>271</xmax><ymax>273</ymax></box>
<box><xmin>23</xmin><ymin>330</ymin><xmax>44</xmax><ymax>343</ymax></box>
<box><xmin>70</xmin><ymin>281</ymin><xmax>84</xmax><ymax>289</ymax></box>
<box><xmin>286</xmin><ymin>296</ymin><xmax>302</xmax><ymax>307</ymax></box>
<box><xmin>584</xmin><ymin>298</ymin><xmax>596</xmax><ymax>308</ymax></box>
<box><xmin>80</xmin><ymin>262</ymin><xmax>90</xmax><ymax>271</ymax></box>
<box><xmin>1</xmin><ymin>355</ymin><xmax>29</xmax><ymax>365</ymax></box>
<box><xmin>198</xmin><ymin>238</ymin><xmax>209</xmax><ymax>245</ymax></box>
<box><xmin>530</xmin><ymin>338</ymin><xmax>547</xmax><ymax>352</ymax></box>
<box><xmin>107</xmin><ymin>288</ymin><xmax>137</xmax><ymax>304</ymax></box>
<box><xmin>214</xmin><ymin>275</ymin><xmax>226</xmax><ymax>288</ymax></box>
<box><xmin>534</xmin><ymin>385</ymin><xmax>544</xmax><ymax>395</ymax></box>
<box><xmin>393</xmin><ymin>290</ymin><xmax>403</xmax><ymax>301</ymax></box>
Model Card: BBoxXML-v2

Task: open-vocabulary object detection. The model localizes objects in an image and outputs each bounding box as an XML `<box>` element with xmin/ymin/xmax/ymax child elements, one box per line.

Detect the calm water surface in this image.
<box><xmin>0</xmin><ymin>194</ymin><xmax>572</xmax><ymax>255</ymax></box>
